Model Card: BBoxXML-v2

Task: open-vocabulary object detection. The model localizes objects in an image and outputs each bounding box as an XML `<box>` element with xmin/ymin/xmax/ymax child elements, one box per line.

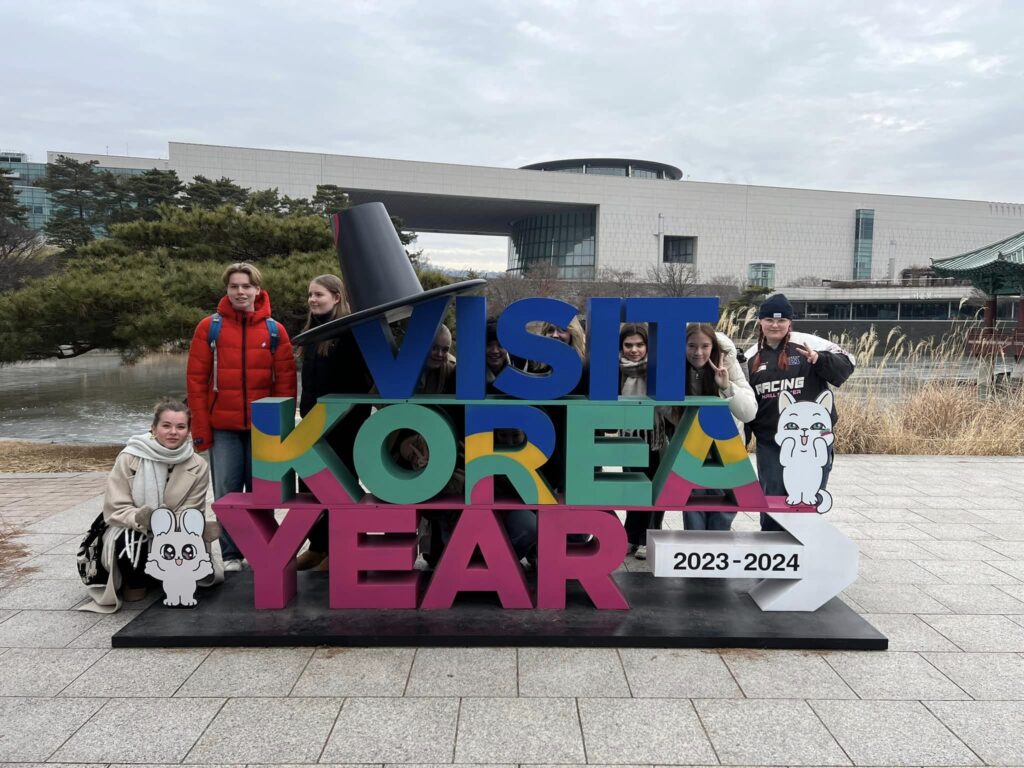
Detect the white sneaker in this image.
<box><xmin>634</xmin><ymin>545</ymin><xmax>647</xmax><ymax>560</ymax></box>
<box><xmin>223</xmin><ymin>559</ymin><xmax>244</xmax><ymax>572</ymax></box>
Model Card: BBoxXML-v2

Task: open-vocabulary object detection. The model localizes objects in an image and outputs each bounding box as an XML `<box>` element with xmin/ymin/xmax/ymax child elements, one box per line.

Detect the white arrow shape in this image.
<box><xmin>648</xmin><ymin>512</ymin><xmax>859</xmax><ymax>612</ymax></box>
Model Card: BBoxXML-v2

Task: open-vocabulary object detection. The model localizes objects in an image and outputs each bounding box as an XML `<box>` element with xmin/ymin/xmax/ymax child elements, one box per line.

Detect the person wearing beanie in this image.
<box><xmin>758</xmin><ymin>293</ymin><xmax>795</xmax><ymax>321</ymax></box>
<box><xmin>746</xmin><ymin>293</ymin><xmax>856</xmax><ymax>531</ymax></box>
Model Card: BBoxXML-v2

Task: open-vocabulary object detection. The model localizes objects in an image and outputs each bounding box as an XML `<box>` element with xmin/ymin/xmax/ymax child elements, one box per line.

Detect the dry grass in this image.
<box><xmin>717</xmin><ymin>310</ymin><xmax>1024</xmax><ymax>456</ymax></box>
<box><xmin>836</xmin><ymin>383</ymin><xmax>1024</xmax><ymax>455</ymax></box>
<box><xmin>831</xmin><ymin>324</ymin><xmax>1024</xmax><ymax>455</ymax></box>
<box><xmin>0</xmin><ymin>440</ymin><xmax>121</xmax><ymax>473</ymax></box>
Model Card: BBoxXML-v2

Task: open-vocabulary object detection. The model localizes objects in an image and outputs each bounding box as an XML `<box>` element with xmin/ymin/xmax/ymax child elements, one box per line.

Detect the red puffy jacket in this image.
<box><xmin>186</xmin><ymin>291</ymin><xmax>297</xmax><ymax>450</ymax></box>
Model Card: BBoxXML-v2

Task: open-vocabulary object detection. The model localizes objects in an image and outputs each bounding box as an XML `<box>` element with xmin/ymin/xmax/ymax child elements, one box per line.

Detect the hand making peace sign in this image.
<box><xmin>794</xmin><ymin>343</ymin><xmax>819</xmax><ymax>365</ymax></box>
<box><xmin>709</xmin><ymin>359</ymin><xmax>731</xmax><ymax>390</ymax></box>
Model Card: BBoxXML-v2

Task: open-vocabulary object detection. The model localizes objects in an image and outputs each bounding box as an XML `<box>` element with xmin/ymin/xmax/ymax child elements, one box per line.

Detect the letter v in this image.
<box><xmin>352</xmin><ymin>296</ymin><xmax>452</xmax><ymax>398</ymax></box>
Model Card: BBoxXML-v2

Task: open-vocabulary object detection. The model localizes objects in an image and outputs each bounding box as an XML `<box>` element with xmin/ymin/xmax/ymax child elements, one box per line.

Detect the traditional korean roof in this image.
<box><xmin>932</xmin><ymin>230</ymin><xmax>1024</xmax><ymax>295</ymax></box>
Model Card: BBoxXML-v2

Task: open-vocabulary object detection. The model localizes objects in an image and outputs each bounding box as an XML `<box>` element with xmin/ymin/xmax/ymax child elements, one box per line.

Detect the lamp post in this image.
<box><xmin>654</xmin><ymin>213</ymin><xmax>663</xmax><ymax>262</ymax></box>
<box><xmin>888</xmin><ymin>239</ymin><xmax>896</xmax><ymax>284</ymax></box>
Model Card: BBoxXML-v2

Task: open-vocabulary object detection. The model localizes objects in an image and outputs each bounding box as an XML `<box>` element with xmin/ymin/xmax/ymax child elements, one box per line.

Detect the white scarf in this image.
<box><xmin>617</xmin><ymin>357</ymin><xmax>671</xmax><ymax>451</ymax></box>
<box><xmin>619</xmin><ymin>357</ymin><xmax>647</xmax><ymax>397</ymax></box>
<box><xmin>121</xmin><ymin>432</ymin><xmax>195</xmax><ymax>510</ymax></box>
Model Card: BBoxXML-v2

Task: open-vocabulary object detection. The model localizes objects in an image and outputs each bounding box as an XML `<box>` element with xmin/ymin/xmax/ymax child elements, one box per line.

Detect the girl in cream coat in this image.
<box><xmin>81</xmin><ymin>400</ymin><xmax>223</xmax><ymax>613</ymax></box>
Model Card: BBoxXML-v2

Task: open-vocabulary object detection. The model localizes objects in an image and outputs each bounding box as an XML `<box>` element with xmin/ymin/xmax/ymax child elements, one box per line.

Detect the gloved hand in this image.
<box><xmin>202</xmin><ymin>519</ymin><xmax>222</xmax><ymax>542</ymax></box>
<box><xmin>135</xmin><ymin>506</ymin><xmax>154</xmax><ymax>531</ymax></box>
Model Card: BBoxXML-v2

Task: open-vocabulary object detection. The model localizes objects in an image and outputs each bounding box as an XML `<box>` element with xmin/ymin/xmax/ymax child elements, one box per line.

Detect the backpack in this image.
<box><xmin>76</xmin><ymin>513</ymin><xmax>151</xmax><ymax>587</ymax></box>
<box><xmin>76</xmin><ymin>512</ymin><xmax>110</xmax><ymax>587</ymax></box>
<box><xmin>208</xmin><ymin>312</ymin><xmax>280</xmax><ymax>392</ymax></box>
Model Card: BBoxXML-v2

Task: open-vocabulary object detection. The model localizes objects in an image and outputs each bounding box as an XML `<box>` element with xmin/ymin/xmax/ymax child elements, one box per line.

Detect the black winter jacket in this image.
<box><xmin>746</xmin><ymin>342</ymin><xmax>854</xmax><ymax>445</ymax></box>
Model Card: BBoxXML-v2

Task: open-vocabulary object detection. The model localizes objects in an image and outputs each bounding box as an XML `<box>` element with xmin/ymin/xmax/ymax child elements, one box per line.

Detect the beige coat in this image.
<box><xmin>82</xmin><ymin>451</ymin><xmax>214</xmax><ymax>614</ymax></box>
<box><xmin>102</xmin><ymin>452</ymin><xmax>209</xmax><ymax>529</ymax></box>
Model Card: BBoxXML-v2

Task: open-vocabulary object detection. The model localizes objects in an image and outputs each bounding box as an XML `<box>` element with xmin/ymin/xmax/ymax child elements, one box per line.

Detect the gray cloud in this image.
<box><xmin>4</xmin><ymin>0</ymin><xmax>1022</xmax><ymax>269</ymax></box>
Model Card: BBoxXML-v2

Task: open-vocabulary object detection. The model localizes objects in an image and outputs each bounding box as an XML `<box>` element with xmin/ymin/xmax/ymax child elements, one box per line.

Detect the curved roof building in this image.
<box><xmin>39</xmin><ymin>141</ymin><xmax>1024</xmax><ymax>291</ymax></box>
<box><xmin>520</xmin><ymin>158</ymin><xmax>683</xmax><ymax>181</ymax></box>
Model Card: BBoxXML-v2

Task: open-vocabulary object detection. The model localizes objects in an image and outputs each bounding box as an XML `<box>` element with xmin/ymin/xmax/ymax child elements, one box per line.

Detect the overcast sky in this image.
<box><xmin>5</xmin><ymin>0</ymin><xmax>1022</xmax><ymax>271</ymax></box>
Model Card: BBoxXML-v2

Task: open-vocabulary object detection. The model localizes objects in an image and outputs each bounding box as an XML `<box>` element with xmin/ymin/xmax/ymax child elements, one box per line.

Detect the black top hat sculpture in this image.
<box><xmin>293</xmin><ymin>202</ymin><xmax>486</xmax><ymax>346</ymax></box>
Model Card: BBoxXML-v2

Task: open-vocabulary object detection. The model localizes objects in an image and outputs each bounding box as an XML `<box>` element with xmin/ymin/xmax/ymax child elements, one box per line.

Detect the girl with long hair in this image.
<box><xmin>745</xmin><ymin>294</ymin><xmax>855</xmax><ymax>531</ymax></box>
<box><xmin>679</xmin><ymin>323</ymin><xmax>757</xmax><ymax>531</ymax></box>
<box><xmin>618</xmin><ymin>323</ymin><xmax>669</xmax><ymax>557</ymax></box>
<box><xmin>295</xmin><ymin>274</ymin><xmax>373</xmax><ymax>570</ymax></box>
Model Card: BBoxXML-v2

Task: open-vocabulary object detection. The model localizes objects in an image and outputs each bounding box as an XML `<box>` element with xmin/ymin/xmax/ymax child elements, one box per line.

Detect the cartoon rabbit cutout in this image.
<box><xmin>144</xmin><ymin>508</ymin><xmax>214</xmax><ymax>607</ymax></box>
<box><xmin>774</xmin><ymin>390</ymin><xmax>834</xmax><ymax>513</ymax></box>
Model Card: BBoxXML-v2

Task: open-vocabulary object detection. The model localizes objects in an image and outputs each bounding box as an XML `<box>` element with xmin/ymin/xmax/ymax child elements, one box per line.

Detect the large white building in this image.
<box><xmin>51</xmin><ymin>141</ymin><xmax>1024</xmax><ymax>292</ymax></box>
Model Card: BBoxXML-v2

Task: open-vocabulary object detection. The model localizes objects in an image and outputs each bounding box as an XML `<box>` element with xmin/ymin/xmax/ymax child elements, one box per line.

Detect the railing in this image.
<box><xmin>966</xmin><ymin>327</ymin><xmax>1024</xmax><ymax>357</ymax></box>
<box><xmin>822</xmin><ymin>277</ymin><xmax>973</xmax><ymax>289</ymax></box>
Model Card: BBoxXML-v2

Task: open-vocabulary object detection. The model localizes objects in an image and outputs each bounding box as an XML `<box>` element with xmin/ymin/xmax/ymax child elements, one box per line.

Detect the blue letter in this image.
<box><xmin>455</xmin><ymin>295</ymin><xmax>487</xmax><ymax>401</ymax></box>
<box><xmin>352</xmin><ymin>296</ymin><xmax>450</xmax><ymax>398</ymax></box>
<box><xmin>585</xmin><ymin>297</ymin><xmax>622</xmax><ymax>401</ymax></box>
<box><xmin>624</xmin><ymin>297</ymin><xmax>719</xmax><ymax>400</ymax></box>
<box><xmin>493</xmin><ymin>298</ymin><xmax>583</xmax><ymax>400</ymax></box>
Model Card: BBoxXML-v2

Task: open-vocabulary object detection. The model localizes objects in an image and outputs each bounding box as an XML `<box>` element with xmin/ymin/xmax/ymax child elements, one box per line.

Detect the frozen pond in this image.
<box><xmin>0</xmin><ymin>352</ymin><xmax>188</xmax><ymax>444</ymax></box>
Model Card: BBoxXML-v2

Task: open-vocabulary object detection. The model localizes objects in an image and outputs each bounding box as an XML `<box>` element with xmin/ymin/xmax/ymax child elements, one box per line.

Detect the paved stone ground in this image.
<box><xmin>1</xmin><ymin>455</ymin><xmax>1023</xmax><ymax>767</ymax></box>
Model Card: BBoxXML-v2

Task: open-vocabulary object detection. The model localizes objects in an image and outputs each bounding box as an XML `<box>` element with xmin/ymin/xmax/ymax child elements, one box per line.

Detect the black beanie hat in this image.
<box><xmin>758</xmin><ymin>293</ymin><xmax>794</xmax><ymax>320</ymax></box>
<box><xmin>485</xmin><ymin>320</ymin><xmax>499</xmax><ymax>344</ymax></box>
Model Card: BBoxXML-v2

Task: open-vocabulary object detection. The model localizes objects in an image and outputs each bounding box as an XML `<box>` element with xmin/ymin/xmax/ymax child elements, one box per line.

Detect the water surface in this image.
<box><xmin>0</xmin><ymin>352</ymin><xmax>187</xmax><ymax>444</ymax></box>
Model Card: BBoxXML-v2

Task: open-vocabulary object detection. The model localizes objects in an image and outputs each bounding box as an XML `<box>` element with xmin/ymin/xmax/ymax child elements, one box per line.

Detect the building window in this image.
<box><xmin>901</xmin><ymin>302</ymin><xmax>950</xmax><ymax>320</ymax></box>
<box><xmin>853</xmin><ymin>209</ymin><xmax>874</xmax><ymax>280</ymax></box>
<box><xmin>802</xmin><ymin>302</ymin><xmax>852</xmax><ymax>320</ymax></box>
<box><xmin>663</xmin><ymin>235</ymin><xmax>696</xmax><ymax>264</ymax></box>
<box><xmin>852</xmin><ymin>302</ymin><xmax>898</xmax><ymax>320</ymax></box>
<box><xmin>586</xmin><ymin>165</ymin><xmax>627</xmax><ymax>176</ymax></box>
<box><xmin>748</xmin><ymin>262</ymin><xmax>775</xmax><ymax>289</ymax></box>
<box><xmin>508</xmin><ymin>209</ymin><xmax>597</xmax><ymax>279</ymax></box>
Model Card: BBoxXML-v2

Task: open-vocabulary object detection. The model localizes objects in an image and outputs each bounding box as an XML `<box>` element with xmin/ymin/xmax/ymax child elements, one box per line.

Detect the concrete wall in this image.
<box><xmin>108</xmin><ymin>143</ymin><xmax>1024</xmax><ymax>286</ymax></box>
<box><xmin>48</xmin><ymin>151</ymin><xmax>171</xmax><ymax>171</ymax></box>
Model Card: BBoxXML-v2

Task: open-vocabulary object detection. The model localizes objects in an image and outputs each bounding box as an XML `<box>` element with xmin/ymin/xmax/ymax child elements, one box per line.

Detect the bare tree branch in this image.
<box><xmin>0</xmin><ymin>219</ymin><xmax>56</xmax><ymax>293</ymax></box>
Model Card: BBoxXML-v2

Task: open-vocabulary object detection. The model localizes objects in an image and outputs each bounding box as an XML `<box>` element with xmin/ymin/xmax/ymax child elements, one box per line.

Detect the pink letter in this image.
<box><xmin>420</xmin><ymin>509</ymin><xmax>533</xmax><ymax>609</ymax></box>
<box><xmin>329</xmin><ymin>506</ymin><xmax>420</xmax><ymax>609</ymax></box>
<box><xmin>536</xmin><ymin>508</ymin><xmax>629</xmax><ymax>609</ymax></box>
<box><xmin>214</xmin><ymin>497</ymin><xmax>321</xmax><ymax>609</ymax></box>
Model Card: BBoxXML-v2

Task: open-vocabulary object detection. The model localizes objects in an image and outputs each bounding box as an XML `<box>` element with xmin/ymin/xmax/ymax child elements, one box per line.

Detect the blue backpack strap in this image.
<box><xmin>208</xmin><ymin>313</ymin><xmax>222</xmax><ymax>392</ymax></box>
<box><xmin>265</xmin><ymin>317</ymin><xmax>280</xmax><ymax>384</ymax></box>
<box><xmin>265</xmin><ymin>318</ymin><xmax>279</xmax><ymax>354</ymax></box>
<box><xmin>207</xmin><ymin>313</ymin><xmax>223</xmax><ymax>346</ymax></box>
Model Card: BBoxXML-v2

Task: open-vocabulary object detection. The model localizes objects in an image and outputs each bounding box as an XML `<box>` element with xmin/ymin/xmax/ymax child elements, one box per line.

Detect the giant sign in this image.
<box><xmin>213</xmin><ymin>295</ymin><xmax>857</xmax><ymax>613</ymax></box>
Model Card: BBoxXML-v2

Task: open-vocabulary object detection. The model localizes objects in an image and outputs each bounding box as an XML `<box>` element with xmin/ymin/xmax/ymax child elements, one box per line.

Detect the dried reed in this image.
<box><xmin>718</xmin><ymin>311</ymin><xmax>1024</xmax><ymax>456</ymax></box>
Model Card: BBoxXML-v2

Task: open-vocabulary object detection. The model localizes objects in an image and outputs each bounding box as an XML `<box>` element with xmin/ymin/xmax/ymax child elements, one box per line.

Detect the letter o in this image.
<box><xmin>353</xmin><ymin>404</ymin><xmax>457</xmax><ymax>504</ymax></box>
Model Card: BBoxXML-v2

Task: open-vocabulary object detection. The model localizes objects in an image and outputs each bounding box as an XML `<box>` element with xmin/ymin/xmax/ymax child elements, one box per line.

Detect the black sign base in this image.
<box><xmin>113</xmin><ymin>572</ymin><xmax>886</xmax><ymax>650</ymax></box>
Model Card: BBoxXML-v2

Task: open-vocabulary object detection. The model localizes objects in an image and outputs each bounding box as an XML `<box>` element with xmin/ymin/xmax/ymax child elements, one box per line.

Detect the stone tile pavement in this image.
<box><xmin>0</xmin><ymin>456</ymin><xmax>1022</xmax><ymax>766</ymax></box>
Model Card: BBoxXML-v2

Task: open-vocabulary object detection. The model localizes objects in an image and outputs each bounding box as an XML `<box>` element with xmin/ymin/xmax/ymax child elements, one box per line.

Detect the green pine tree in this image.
<box><xmin>0</xmin><ymin>171</ymin><xmax>29</xmax><ymax>225</ymax></box>
<box><xmin>40</xmin><ymin>156</ymin><xmax>107</xmax><ymax>249</ymax></box>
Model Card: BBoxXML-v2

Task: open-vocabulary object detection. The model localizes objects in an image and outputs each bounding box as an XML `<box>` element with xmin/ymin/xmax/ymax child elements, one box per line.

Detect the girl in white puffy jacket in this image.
<box><xmin>669</xmin><ymin>324</ymin><xmax>757</xmax><ymax>531</ymax></box>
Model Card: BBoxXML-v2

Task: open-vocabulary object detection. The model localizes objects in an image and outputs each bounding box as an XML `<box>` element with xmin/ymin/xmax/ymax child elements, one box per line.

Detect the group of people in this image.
<box><xmin>85</xmin><ymin>261</ymin><xmax>855</xmax><ymax>610</ymax></box>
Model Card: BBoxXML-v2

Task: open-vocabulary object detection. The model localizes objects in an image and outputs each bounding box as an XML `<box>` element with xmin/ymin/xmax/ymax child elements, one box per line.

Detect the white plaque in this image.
<box><xmin>649</xmin><ymin>512</ymin><xmax>858</xmax><ymax>612</ymax></box>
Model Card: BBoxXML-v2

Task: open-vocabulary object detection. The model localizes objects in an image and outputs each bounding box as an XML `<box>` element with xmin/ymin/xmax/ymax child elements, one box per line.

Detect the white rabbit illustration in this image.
<box><xmin>144</xmin><ymin>508</ymin><xmax>214</xmax><ymax>607</ymax></box>
<box><xmin>774</xmin><ymin>390</ymin><xmax>835</xmax><ymax>513</ymax></box>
